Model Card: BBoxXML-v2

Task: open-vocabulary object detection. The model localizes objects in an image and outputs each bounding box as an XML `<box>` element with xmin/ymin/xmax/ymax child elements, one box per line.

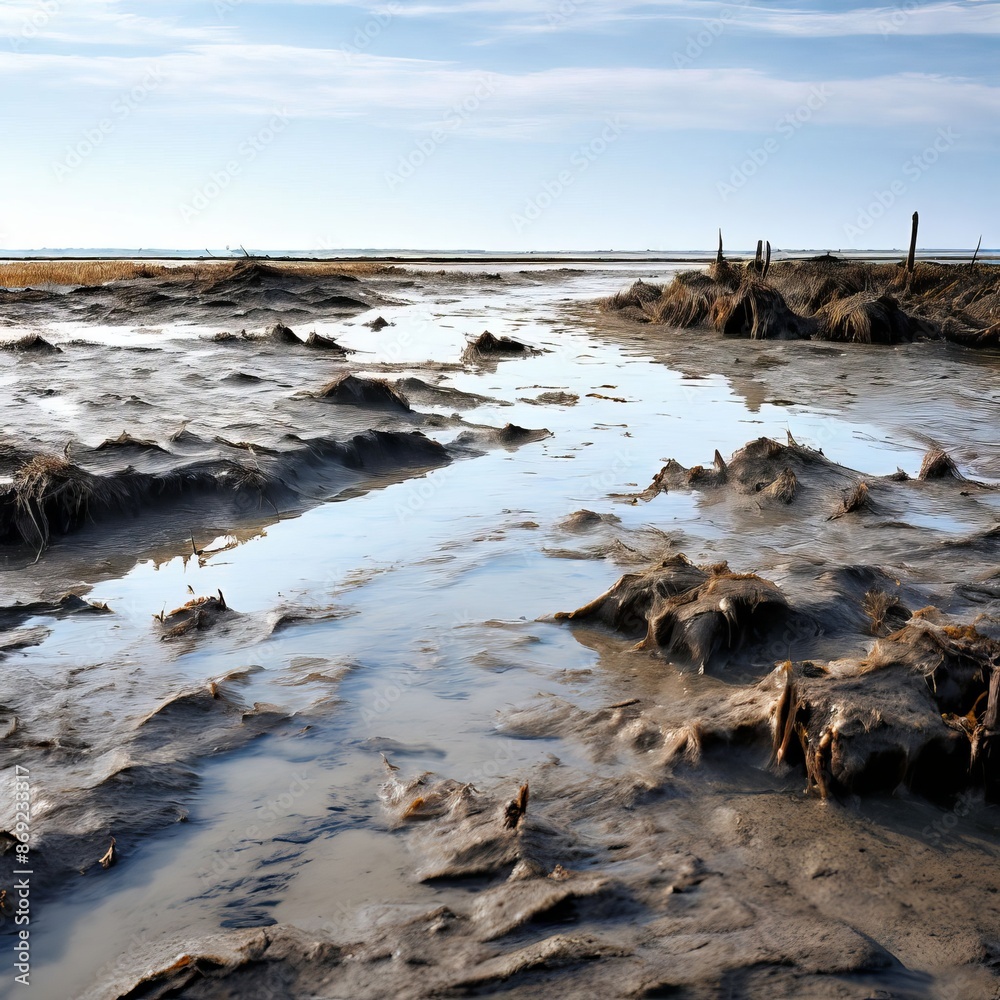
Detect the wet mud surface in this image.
<box><xmin>1</xmin><ymin>259</ymin><xmax>999</xmax><ymax>999</ymax></box>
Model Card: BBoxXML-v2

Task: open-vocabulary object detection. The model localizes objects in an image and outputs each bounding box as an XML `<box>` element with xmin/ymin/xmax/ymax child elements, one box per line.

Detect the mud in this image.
<box><xmin>2</xmin><ymin>258</ymin><xmax>1000</xmax><ymax>1000</ymax></box>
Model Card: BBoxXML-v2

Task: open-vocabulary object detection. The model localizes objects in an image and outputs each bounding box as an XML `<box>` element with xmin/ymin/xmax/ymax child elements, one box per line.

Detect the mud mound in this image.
<box><xmin>94</xmin><ymin>431</ymin><xmax>167</xmax><ymax>453</ymax></box>
<box><xmin>198</xmin><ymin>259</ymin><xmax>286</xmax><ymax>290</ymax></box>
<box><xmin>600</xmin><ymin>273</ymin><xmax>725</xmax><ymax>329</ymax></box>
<box><xmin>315</xmin><ymin>374</ymin><xmax>411</xmax><ymax>412</ymax></box>
<box><xmin>523</xmin><ymin>390</ymin><xmax>579</xmax><ymax>406</ymax></box>
<box><xmin>451</xmin><ymin>423</ymin><xmax>552</xmax><ymax>452</ymax></box>
<box><xmin>648</xmin><ymin>270</ymin><xmax>723</xmax><ymax>327</ymax></box>
<box><xmin>0</xmin><ymin>333</ymin><xmax>61</xmax><ymax>354</ymax></box>
<box><xmin>158</xmin><ymin>591</ymin><xmax>236</xmax><ymax>641</ymax></box>
<box><xmin>0</xmin><ymin>593</ymin><xmax>110</xmax><ymax>632</ymax></box>
<box><xmin>379</xmin><ymin>772</ymin><xmax>529</xmax><ymax>880</ymax></box>
<box><xmin>599</xmin><ymin>279</ymin><xmax>661</xmax><ymax>320</ymax></box>
<box><xmin>463</xmin><ymin>330</ymin><xmax>535</xmax><ymax>360</ymax></box>
<box><xmin>768</xmin><ymin>617</ymin><xmax>1000</xmax><ymax>800</ymax></box>
<box><xmin>0</xmin><ymin>455</ymin><xmax>137</xmax><ymax>551</ymax></box>
<box><xmin>395</xmin><ymin>377</ymin><xmax>501</xmax><ymax>410</ymax></box>
<box><xmin>304</xmin><ymin>331</ymin><xmax>349</xmax><ymax>353</ymax></box>
<box><xmin>710</xmin><ymin>279</ymin><xmax>812</xmax><ymax>340</ymax></box>
<box><xmin>643</xmin><ymin>435</ymin><xmax>838</xmax><ymax>505</ymax></box>
<box><xmin>264</xmin><ymin>322</ymin><xmax>300</xmax><ymax>344</ymax></box>
<box><xmin>558</xmin><ymin>509</ymin><xmax>623</xmax><ymax>532</ymax></box>
<box><xmin>816</xmin><ymin>292</ymin><xmax>921</xmax><ymax>344</ymax></box>
<box><xmin>919</xmin><ymin>447</ymin><xmax>961</xmax><ymax>481</ymax></box>
<box><xmin>0</xmin><ymin>430</ymin><xmax>452</xmax><ymax>555</ymax></box>
<box><xmin>637</xmin><ymin>572</ymin><xmax>789</xmax><ymax>670</ymax></box>
<box><xmin>333</xmin><ymin>429</ymin><xmax>448</xmax><ymax>470</ymax></box>
<box><xmin>555</xmin><ymin>553</ymin><xmax>714</xmax><ymax>637</ymax></box>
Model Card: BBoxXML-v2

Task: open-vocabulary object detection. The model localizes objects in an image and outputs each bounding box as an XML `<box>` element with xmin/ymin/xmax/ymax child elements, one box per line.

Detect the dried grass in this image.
<box><xmin>0</xmin><ymin>258</ymin><xmax>401</xmax><ymax>290</ymax></box>
<box><xmin>862</xmin><ymin>589</ymin><xmax>911</xmax><ymax>637</ymax></box>
<box><xmin>767</xmin><ymin>258</ymin><xmax>880</xmax><ymax>314</ymax></box>
<box><xmin>816</xmin><ymin>293</ymin><xmax>915</xmax><ymax>345</ymax></box>
<box><xmin>829</xmin><ymin>481</ymin><xmax>873</xmax><ymax>520</ymax></box>
<box><xmin>710</xmin><ymin>278</ymin><xmax>810</xmax><ymax>340</ymax></box>
<box><xmin>7</xmin><ymin>455</ymin><xmax>113</xmax><ymax>555</ymax></box>
<box><xmin>0</xmin><ymin>261</ymin><xmax>169</xmax><ymax>288</ymax></box>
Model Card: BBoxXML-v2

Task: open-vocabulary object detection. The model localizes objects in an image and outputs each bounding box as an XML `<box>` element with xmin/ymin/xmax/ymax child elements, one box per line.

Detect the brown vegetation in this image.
<box><xmin>601</xmin><ymin>253</ymin><xmax>1000</xmax><ymax>347</ymax></box>
<box><xmin>0</xmin><ymin>257</ymin><xmax>400</xmax><ymax>290</ymax></box>
<box><xmin>770</xmin><ymin>617</ymin><xmax>1000</xmax><ymax>800</ymax></box>
<box><xmin>816</xmin><ymin>292</ymin><xmax>917</xmax><ymax>344</ymax></box>
<box><xmin>558</xmin><ymin>554</ymin><xmax>789</xmax><ymax>672</ymax></box>
<box><xmin>0</xmin><ymin>260</ymin><xmax>169</xmax><ymax>287</ymax></box>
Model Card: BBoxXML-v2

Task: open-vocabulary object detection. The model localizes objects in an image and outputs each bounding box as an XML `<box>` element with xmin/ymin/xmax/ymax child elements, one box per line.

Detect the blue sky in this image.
<box><xmin>1</xmin><ymin>0</ymin><xmax>997</xmax><ymax>251</ymax></box>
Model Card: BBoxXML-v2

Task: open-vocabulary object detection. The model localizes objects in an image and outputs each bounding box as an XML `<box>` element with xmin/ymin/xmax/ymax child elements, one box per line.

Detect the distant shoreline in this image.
<box><xmin>2</xmin><ymin>250</ymin><xmax>999</xmax><ymax>266</ymax></box>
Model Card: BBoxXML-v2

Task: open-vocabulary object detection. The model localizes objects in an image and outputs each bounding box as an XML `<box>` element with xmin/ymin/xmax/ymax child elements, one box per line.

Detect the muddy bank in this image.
<box><xmin>0</xmin><ymin>259</ymin><xmax>404</xmax><ymax>328</ymax></box>
<box><xmin>0</xmin><ymin>310</ymin><xmax>551</xmax><ymax>579</ymax></box>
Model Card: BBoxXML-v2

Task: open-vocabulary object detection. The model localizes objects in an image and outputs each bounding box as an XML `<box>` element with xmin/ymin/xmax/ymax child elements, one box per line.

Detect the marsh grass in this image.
<box><xmin>0</xmin><ymin>261</ymin><xmax>169</xmax><ymax>288</ymax></box>
<box><xmin>0</xmin><ymin>258</ymin><xmax>401</xmax><ymax>289</ymax></box>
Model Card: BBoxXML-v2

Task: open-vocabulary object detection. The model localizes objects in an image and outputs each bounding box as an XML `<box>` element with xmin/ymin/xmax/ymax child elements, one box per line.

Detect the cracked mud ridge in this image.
<box><xmin>1</xmin><ymin>256</ymin><xmax>999</xmax><ymax>999</ymax></box>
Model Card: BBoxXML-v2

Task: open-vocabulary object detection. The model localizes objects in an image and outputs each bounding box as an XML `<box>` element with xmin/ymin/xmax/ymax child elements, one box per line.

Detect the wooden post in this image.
<box><xmin>762</xmin><ymin>241</ymin><xmax>772</xmax><ymax>281</ymax></box>
<box><xmin>906</xmin><ymin>212</ymin><xmax>918</xmax><ymax>273</ymax></box>
<box><xmin>754</xmin><ymin>240</ymin><xmax>763</xmax><ymax>271</ymax></box>
<box><xmin>971</xmin><ymin>234</ymin><xmax>983</xmax><ymax>267</ymax></box>
<box><xmin>717</xmin><ymin>229</ymin><xmax>724</xmax><ymax>264</ymax></box>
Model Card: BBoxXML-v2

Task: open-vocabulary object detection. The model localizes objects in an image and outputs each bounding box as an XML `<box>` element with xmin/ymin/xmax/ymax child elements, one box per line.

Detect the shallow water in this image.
<box><xmin>2</xmin><ymin>264</ymin><xmax>999</xmax><ymax>999</ymax></box>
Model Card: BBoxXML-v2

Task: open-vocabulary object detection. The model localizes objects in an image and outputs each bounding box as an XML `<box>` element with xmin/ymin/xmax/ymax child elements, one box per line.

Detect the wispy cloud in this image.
<box><xmin>198</xmin><ymin>0</ymin><xmax>1000</xmax><ymax>37</ymax></box>
<box><xmin>0</xmin><ymin>0</ymin><xmax>234</xmax><ymax>47</ymax></box>
<box><xmin>3</xmin><ymin>42</ymin><xmax>998</xmax><ymax>138</ymax></box>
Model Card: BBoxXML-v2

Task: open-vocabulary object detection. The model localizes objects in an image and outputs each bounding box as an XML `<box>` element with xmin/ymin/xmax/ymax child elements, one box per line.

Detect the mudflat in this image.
<box><xmin>1</xmin><ymin>256</ymin><xmax>999</xmax><ymax>1000</ymax></box>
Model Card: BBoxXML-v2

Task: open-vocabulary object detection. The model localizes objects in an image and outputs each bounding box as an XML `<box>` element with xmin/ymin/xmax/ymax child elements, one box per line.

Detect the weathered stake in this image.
<box><xmin>717</xmin><ymin>229</ymin><xmax>724</xmax><ymax>264</ymax></box>
<box><xmin>907</xmin><ymin>211</ymin><xmax>919</xmax><ymax>273</ymax></box>
<box><xmin>971</xmin><ymin>234</ymin><xmax>983</xmax><ymax>267</ymax></box>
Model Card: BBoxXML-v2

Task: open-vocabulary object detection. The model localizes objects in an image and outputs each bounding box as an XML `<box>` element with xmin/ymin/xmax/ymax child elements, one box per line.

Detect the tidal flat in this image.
<box><xmin>1</xmin><ymin>256</ymin><xmax>999</xmax><ymax>999</ymax></box>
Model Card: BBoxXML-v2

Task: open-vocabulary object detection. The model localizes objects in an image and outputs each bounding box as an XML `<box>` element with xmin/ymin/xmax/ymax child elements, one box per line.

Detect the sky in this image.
<box><xmin>1</xmin><ymin>0</ymin><xmax>998</xmax><ymax>252</ymax></box>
